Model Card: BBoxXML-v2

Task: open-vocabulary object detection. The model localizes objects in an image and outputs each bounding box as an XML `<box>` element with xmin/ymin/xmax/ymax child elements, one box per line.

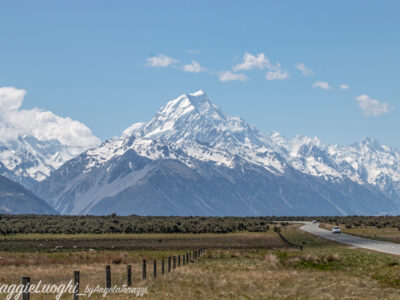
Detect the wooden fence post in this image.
<box><xmin>178</xmin><ymin>255</ymin><xmax>181</xmax><ymax>267</ymax></box>
<box><xmin>161</xmin><ymin>259</ymin><xmax>165</xmax><ymax>275</ymax></box>
<box><xmin>183</xmin><ymin>255</ymin><xmax>185</xmax><ymax>265</ymax></box>
<box><xmin>22</xmin><ymin>277</ymin><xmax>30</xmax><ymax>300</ymax></box>
<box><xmin>142</xmin><ymin>260</ymin><xmax>146</xmax><ymax>280</ymax></box>
<box><xmin>168</xmin><ymin>257</ymin><xmax>171</xmax><ymax>272</ymax></box>
<box><xmin>106</xmin><ymin>265</ymin><xmax>111</xmax><ymax>289</ymax></box>
<box><xmin>127</xmin><ymin>265</ymin><xmax>132</xmax><ymax>287</ymax></box>
<box><xmin>173</xmin><ymin>256</ymin><xmax>176</xmax><ymax>269</ymax></box>
<box><xmin>186</xmin><ymin>253</ymin><xmax>189</xmax><ymax>263</ymax></box>
<box><xmin>74</xmin><ymin>271</ymin><xmax>80</xmax><ymax>300</ymax></box>
<box><xmin>153</xmin><ymin>260</ymin><xmax>157</xmax><ymax>279</ymax></box>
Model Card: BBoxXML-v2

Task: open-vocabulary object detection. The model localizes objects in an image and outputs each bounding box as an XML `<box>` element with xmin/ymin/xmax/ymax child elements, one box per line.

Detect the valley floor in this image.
<box><xmin>1</xmin><ymin>225</ymin><xmax>400</xmax><ymax>299</ymax></box>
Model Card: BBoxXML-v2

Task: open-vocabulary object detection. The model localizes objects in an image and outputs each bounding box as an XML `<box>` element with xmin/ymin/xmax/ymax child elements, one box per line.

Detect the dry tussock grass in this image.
<box><xmin>141</xmin><ymin>253</ymin><xmax>400</xmax><ymax>300</ymax></box>
<box><xmin>263</xmin><ymin>253</ymin><xmax>279</xmax><ymax>268</ymax></box>
<box><xmin>0</xmin><ymin>249</ymin><xmax>399</xmax><ymax>300</ymax></box>
<box><xmin>1</xmin><ymin>227</ymin><xmax>399</xmax><ymax>300</ymax></box>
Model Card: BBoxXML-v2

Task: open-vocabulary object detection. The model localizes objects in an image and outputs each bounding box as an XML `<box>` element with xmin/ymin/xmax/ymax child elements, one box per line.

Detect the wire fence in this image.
<box><xmin>19</xmin><ymin>248</ymin><xmax>205</xmax><ymax>300</ymax></box>
<box><xmin>274</xmin><ymin>227</ymin><xmax>303</xmax><ymax>251</ymax></box>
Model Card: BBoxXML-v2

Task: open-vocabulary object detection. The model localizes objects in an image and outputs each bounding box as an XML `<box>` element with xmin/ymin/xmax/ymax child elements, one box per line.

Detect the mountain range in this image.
<box><xmin>1</xmin><ymin>90</ymin><xmax>400</xmax><ymax>215</ymax></box>
<box><xmin>5</xmin><ymin>90</ymin><xmax>394</xmax><ymax>216</ymax></box>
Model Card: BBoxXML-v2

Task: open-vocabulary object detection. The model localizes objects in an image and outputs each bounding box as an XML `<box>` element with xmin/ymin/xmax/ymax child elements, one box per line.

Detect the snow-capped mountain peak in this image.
<box><xmin>121</xmin><ymin>91</ymin><xmax>270</xmax><ymax>150</ymax></box>
<box><xmin>357</xmin><ymin>137</ymin><xmax>384</xmax><ymax>152</ymax></box>
<box><xmin>34</xmin><ymin>90</ymin><xmax>400</xmax><ymax>216</ymax></box>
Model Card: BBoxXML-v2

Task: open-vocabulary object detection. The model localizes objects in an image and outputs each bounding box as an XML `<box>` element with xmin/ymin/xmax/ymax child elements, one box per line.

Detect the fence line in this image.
<box><xmin>19</xmin><ymin>248</ymin><xmax>205</xmax><ymax>300</ymax></box>
<box><xmin>274</xmin><ymin>228</ymin><xmax>303</xmax><ymax>250</ymax></box>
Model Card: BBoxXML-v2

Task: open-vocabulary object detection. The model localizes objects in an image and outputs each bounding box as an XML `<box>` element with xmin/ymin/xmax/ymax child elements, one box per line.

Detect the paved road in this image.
<box><xmin>298</xmin><ymin>221</ymin><xmax>400</xmax><ymax>256</ymax></box>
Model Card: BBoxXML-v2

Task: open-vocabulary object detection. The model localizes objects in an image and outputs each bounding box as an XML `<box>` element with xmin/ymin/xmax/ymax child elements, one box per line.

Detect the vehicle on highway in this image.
<box><xmin>312</xmin><ymin>220</ymin><xmax>318</xmax><ymax>224</ymax></box>
<box><xmin>332</xmin><ymin>227</ymin><xmax>341</xmax><ymax>234</ymax></box>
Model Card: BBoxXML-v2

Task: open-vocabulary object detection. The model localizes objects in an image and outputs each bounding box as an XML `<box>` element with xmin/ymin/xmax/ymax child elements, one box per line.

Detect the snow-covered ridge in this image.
<box><xmin>118</xmin><ymin>90</ymin><xmax>400</xmax><ymax>197</ymax></box>
<box><xmin>79</xmin><ymin>90</ymin><xmax>400</xmax><ymax>200</ymax></box>
<box><xmin>0</xmin><ymin>135</ymin><xmax>88</xmax><ymax>187</ymax></box>
<box><xmin>82</xmin><ymin>91</ymin><xmax>288</xmax><ymax>174</ymax></box>
<box><xmin>269</xmin><ymin>132</ymin><xmax>400</xmax><ymax>193</ymax></box>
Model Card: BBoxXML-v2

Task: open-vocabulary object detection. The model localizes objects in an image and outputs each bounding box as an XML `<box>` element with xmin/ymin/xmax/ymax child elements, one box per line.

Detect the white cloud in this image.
<box><xmin>0</xmin><ymin>87</ymin><xmax>100</xmax><ymax>153</ymax></box>
<box><xmin>146</xmin><ymin>54</ymin><xmax>178</xmax><ymax>67</ymax></box>
<box><xmin>0</xmin><ymin>86</ymin><xmax>25</xmax><ymax>114</ymax></box>
<box><xmin>266</xmin><ymin>63</ymin><xmax>290</xmax><ymax>80</ymax></box>
<box><xmin>355</xmin><ymin>94</ymin><xmax>391</xmax><ymax>117</ymax></box>
<box><xmin>233</xmin><ymin>53</ymin><xmax>270</xmax><ymax>71</ymax></box>
<box><xmin>295</xmin><ymin>63</ymin><xmax>314</xmax><ymax>76</ymax></box>
<box><xmin>183</xmin><ymin>61</ymin><xmax>205</xmax><ymax>73</ymax></box>
<box><xmin>232</xmin><ymin>52</ymin><xmax>289</xmax><ymax>81</ymax></box>
<box><xmin>312</xmin><ymin>81</ymin><xmax>331</xmax><ymax>90</ymax></box>
<box><xmin>218</xmin><ymin>71</ymin><xmax>248</xmax><ymax>82</ymax></box>
<box><xmin>339</xmin><ymin>84</ymin><xmax>349</xmax><ymax>90</ymax></box>
<box><xmin>187</xmin><ymin>49</ymin><xmax>200</xmax><ymax>54</ymax></box>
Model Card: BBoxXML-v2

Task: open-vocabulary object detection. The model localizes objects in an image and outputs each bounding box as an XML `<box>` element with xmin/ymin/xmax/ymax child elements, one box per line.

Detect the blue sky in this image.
<box><xmin>1</xmin><ymin>1</ymin><xmax>399</xmax><ymax>148</ymax></box>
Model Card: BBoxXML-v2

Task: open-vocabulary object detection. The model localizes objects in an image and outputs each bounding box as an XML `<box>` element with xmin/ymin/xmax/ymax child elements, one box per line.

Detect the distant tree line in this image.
<box><xmin>310</xmin><ymin>215</ymin><xmax>400</xmax><ymax>229</ymax></box>
<box><xmin>1</xmin><ymin>215</ymin><xmax>399</xmax><ymax>235</ymax></box>
<box><xmin>0</xmin><ymin>214</ymin><xmax>274</xmax><ymax>235</ymax></box>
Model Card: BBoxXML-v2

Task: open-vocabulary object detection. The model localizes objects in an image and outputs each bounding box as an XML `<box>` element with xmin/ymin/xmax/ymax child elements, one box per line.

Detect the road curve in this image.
<box><xmin>299</xmin><ymin>221</ymin><xmax>400</xmax><ymax>256</ymax></box>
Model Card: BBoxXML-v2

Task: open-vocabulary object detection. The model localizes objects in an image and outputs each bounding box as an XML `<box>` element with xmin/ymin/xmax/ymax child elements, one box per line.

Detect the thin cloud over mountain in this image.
<box><xmin>183</xmin><ymin>61</ymin><xmax>206</xmax><ymax>73</ymax></box>
<box><xmin>147</xmin><ymin>54</ymin><xmax>178</xmax><ymax>67</ymax></box>
<box><xmin>218</xmin><ymin>71</ymin><xmax>248</xmax><ymax>82</ymax></box>
<box><xmin>313</xmin><ymin>81</ymin><xmax>331</xmax><ymax>90</ymax></box>
<box><xmin>295</xmin><ymin>63</ymin><xmax>314</xmax><ymax>76</ymax></box>
<box><xmin>355</xmin><ymin>94</ymin><xmax>391</xmax><ymax>117</ymax></box>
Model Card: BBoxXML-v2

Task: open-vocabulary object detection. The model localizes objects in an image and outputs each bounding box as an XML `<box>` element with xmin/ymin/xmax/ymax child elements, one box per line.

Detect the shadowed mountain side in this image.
<box><xmin>0</xmin><ymin>175</ymin><xmax>57</xmax><ymax>214</ymax></box>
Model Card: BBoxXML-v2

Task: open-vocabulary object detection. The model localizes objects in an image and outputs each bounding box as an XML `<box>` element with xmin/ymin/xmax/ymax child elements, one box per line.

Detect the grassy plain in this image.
<box><xmin>1</xmin><ymin>225</ymin><xmax>400</xmax><ymax>299</ymax></box>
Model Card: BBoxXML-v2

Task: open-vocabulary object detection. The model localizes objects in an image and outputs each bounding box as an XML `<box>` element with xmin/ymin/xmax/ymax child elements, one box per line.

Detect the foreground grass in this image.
<box><xmin>1</xmin><ymin>227</ymin><xmax>400</xmax><ymax>299</ymax></box>
<box><xmin>143</xmin><ymin>226</ymin><xmax>400</xmax><ymax>300</ymax></box>
<box><xmin>144</xmin><ymin>250</ymin><xmax>400</xmax><ymax>300</ymax></box>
